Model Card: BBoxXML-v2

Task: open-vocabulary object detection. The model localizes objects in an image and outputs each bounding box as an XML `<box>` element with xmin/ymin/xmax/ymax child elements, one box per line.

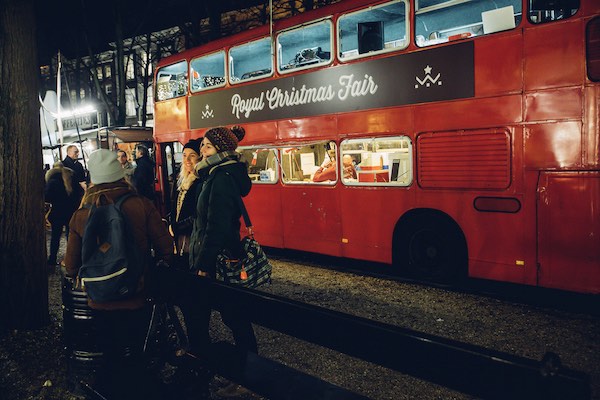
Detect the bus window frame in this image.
<box><xmin>238</xmin><ymin>146</ymin><xmax>280</xmax><ymax>184</ymax></box>
<box><xmin>190</xmin><ymin>50</ymin><xmax>227</xmax><ymax>93</ymax></box>
<box><xmin>228</xmin><ymin>37</ymin><xmax>275</xmax><ymax>85</ymax></box>
<box><xmin>280</xmin><ymin>141</ymin><xmax>338</xmax><ymax>185</ymax></box>
<box><xmin>340</xmin><ymin>136</ymin><xmax>413</xmax><ymax>187</ymax></box>
<box><xmin>527</xmin><ymin>0</ymin><xmax>580</xmax><ymax>24</ymax></box>
<box><xmin>414</xmin><ymin>0</ymin><xmax>523</xmax><ymax>48</ymax></box>
<box><xmin>155</xmin><ymin>59</ymin><xmax>188</xmax><ymax>102</ymax></box>
<box><xmin>276</xmin><ymin>18</ymin><xmax>334</xmax><ymax>75</ymax></box>
<box><xmin>337</xmin><ymin>0</ymin><xmax>410</xmax><ymax>63</ymax></box>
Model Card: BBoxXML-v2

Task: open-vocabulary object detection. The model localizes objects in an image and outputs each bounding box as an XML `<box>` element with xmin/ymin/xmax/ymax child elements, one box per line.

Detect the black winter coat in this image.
<box><xmin>189</xmin><ymin>161</ymin><xmax>251</xmax><ymax>275</ymax></box>
<box><xmin>132</xmin><ymin>155</ymin><xmax>155</xmax><ymax>200</ymax></box>
<box><xmin>44</xmin><ymin>169</ymin><xmax>80</xmax><ymax>225</ymax></box>
<box><xmin>172</xmin><ymin>178</ymin><xmax>202</xmax><ymax>237</ymax></box>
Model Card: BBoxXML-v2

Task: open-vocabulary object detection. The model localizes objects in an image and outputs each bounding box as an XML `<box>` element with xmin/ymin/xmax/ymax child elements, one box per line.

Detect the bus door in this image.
<box><xmin>537</xmin><ymin>171</ymin><xmax>600</xmax><ymax>293</ymax></box>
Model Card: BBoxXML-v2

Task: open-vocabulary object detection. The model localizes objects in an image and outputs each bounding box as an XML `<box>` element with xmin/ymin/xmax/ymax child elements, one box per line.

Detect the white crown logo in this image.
<box><xmin>202</xmin><ymin>104</ymin><xmax>214</xmax><ymax>119</ymax></box>
<box><xmin>415</xmin><ymin>65</ymin><xmax>442</xmax><ymax>89</ymax></box>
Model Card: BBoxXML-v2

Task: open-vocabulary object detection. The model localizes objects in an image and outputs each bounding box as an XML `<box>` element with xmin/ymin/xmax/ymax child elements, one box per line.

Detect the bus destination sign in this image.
<box><xmin>189</xmin><ymin>41</ymin><xmax>474</xmax><ymax>129</ymax></box>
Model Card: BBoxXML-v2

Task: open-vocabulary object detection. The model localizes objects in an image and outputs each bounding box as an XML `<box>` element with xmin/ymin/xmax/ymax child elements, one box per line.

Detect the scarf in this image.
<box><xmin>194</xmin><ymin>151</ymin><xmax>239</xmax><ymax>175</ymax></box>
<box><xmin>175</xmin><ymin>173</ymin><xmax>197</xmax><ymax>222</ymax></box>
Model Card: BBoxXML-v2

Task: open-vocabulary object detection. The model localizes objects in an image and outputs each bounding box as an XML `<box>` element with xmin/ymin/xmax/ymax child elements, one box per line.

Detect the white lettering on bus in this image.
<box><xmin>337</xmin><ymin>74</ymin><xmax>378</xmax><ymax>101</ymax></box>
<box><xmin>266</xmin><ymin>84</ymin><xmax>336</xmax><ymax>110</ymax></box>
<box><xmin>231</xmin><ymin>93</ymin><xmax>265</xmax><ymax>119</ymax></box>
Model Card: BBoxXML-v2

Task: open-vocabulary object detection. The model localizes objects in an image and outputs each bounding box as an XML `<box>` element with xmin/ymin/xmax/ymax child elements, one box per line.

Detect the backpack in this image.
<box><xmin>79</xmin><ymin>193</ymin><xmax>145</xmax><ymax>302</ymax></box>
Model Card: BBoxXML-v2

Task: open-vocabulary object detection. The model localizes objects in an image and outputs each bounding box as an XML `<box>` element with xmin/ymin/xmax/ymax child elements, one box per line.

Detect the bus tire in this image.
<box><xmin>393</xmin><ymin>211</ymin><xmax>467</xmax><ymax>283</ymax></box>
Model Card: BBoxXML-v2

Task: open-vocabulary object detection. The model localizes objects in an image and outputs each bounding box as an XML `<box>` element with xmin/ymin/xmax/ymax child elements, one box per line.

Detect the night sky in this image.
<box><xmin>34</xmin><ymin>0</ymin><xmax>267</xmax><ymax>65</ymax></box>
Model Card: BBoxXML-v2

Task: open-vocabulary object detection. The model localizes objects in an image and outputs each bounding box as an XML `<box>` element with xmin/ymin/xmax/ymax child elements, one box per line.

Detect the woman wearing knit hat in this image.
<box><xmin>188</xmin><ymin>125</ymin><xmax>257</xmax><ymax>391</ymax></box>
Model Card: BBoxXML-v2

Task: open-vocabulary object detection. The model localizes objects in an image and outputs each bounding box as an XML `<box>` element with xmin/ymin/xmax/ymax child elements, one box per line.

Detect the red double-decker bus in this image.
<box><xmin>153</xmin><ymin>0</ymin><xmax>600</xmax><ymax>294</ymax></box>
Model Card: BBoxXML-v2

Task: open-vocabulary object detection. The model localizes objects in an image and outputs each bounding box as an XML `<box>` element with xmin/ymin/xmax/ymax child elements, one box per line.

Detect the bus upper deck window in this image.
<box><xmin>415</xmin><ymin>0</ymin><xmax>522</xmax><ymax>47</ymax></box>
<box><xmin>277</xmin><ymin>20</ymin><xmax>333</xmax><ymax>74</ymax></box>
<box><xmin>338</xmin><ymin>0</ymin><xmax>408</xmax><ymax>61</ymax></box>
<box><xmin>156</xmin><ymin>60</ymin><xmax>187</xmax><ymax>101</ymax></box>
<box><xmin>190</xmin><ymin>51</ymin><xmax>226</xmax><ymax>92</ymax></box>
<box><xmin>528</xmin><ymin>0</ymin><xmax>579</xmax><ymax>24</ymax></box>
<box><xmin>229</xmin><ymin>37</ymin><xmax>274</xmax><ymax>84</ymax></box>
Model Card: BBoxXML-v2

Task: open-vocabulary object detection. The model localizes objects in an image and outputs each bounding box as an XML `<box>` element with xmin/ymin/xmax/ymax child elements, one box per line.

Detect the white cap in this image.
<box><xmin>87</xmin><ymin>149</ymin><xmax>125</xmax><ymax>184</ymax></box>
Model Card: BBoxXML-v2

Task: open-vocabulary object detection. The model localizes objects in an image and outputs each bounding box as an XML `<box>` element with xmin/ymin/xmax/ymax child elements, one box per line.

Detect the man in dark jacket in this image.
<box><xmin>62</xmin><ymin>145</ymin><xmax>86</xmax><ymax>192</ymax></box>
<box><xmin>132</xmin><ymin>144</ymin><xmax>155</xmax><ymax>200</ymax></box>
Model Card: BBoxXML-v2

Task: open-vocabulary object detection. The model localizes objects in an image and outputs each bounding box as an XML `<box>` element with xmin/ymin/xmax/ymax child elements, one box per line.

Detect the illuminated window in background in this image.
<box><xmin>238</xmin><ymin>147</ymin><xmax>279</xmax><ymax>184</ymax></box>
<box><xmin>190</xmin><ymin>51</ymin><xmax>226</xmax><ymax>92</ymax></box>
<box><xmin>155</xmin><ymin>60</ymin><xmax>187</xmax><ymax>101</ymax></box>
<box><xmin>338</xmin><ymin>0</ymin><xmax>408</xmax><ymax>61</ymax></box>
<box><xmin>340</xmin><ymin>136</ymin><xmax>412</xmax><ymax>186</ymax></box>
<box><xmin>125</xmin><ymin>88</ymin><xmax>138</xmax><ymax>117</ymax></box>
<box><xmin>277</xmin><ymin>20</ymin><xmax>332</xmax><ymax>73</ymax></box>
<box><xmin>229</xmin><ymin>37</ymin><xmax>273</xmax><ymax>84</ymax></box>
<box><xmin>415</xmin><ymin>0</ymin><xmax>522</xmax><ymax>47</ymax></box>
<box><xmin>281</xmin><ymin>141</ymin><xmax>337</xmax><ymax>184</ymax></box>
<box><xmin>528</xmin><ymin>0</ymin><xmax>579</xmax><ymax>24</ymax></box>
<box><xmin>96</xmin><ymin>66</ymin><xmax>103</xmax><ymax>80</ymax></box>
<box><xmin>104</xmin><ymin>65</ymin><xmax>111</xmax><ymax>78</ymax></box>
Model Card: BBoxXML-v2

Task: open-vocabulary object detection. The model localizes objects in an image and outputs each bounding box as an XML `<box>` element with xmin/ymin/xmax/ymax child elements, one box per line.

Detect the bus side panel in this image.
<box><xmin>538</xmin><ymin>172</ymin><xmax>600</xmax><ymax>294</ymax></box>
<box><xmin>243</xmin><ymin>122</ymin><xmax>278</xmax><ymax>145</ymax></box>
<box><xmin>414</xmin><ymin>95</ymin><xmax>522</xmax><ymax>133</ymax></box>
<box><xmin>155</xmin><ymin>98</ymin><xmax>188</xmax><ymax>135</ymax></box>
<box><xmin>278</xmin><ymin>116</ymin><xmax>337</xmax><ymax>141</ymax></box>
<box><xmin>337</xmin><ymin>108</ymin><xmax>414</xmax><ymax>135</ymax></box>
<box><xmin>463</xmin><ymin>196</ymin><xmax>537</xmax><ymax>285</ymax></box>
<box><xmin>475</xmin><ymin>33</ymin><xmax>522</xmax><ymax>97</ymax></box>
<box><xmin>523</xmin><ymin>121</ymin><xmax>582</xmax><ymax>169</ymax></box>
<box><xmin>280</xmin><ymin>186</ymin><xmax>342</xmax><ymax>256</ymax></box>
<box><xmin>243</xmin><ymin>185</ymin><xmax>284</xmax><ymax>248</ymax></box>
<box><xmin>524</xmin><ymin>18</ymin><xmax>584</xmax><ymax>91</ymax></box>
<box><xmin>583</xmin><ymin>85</ymin><xmax>599</xmax><ymax>168</ymax></box>
<box><xmin>525</xmin><ymin>87</ymin><xmax>583</xmax><ymax>122</ymax></box>
<box><xmin>339</xmin><ymin>188</ymin><xmax>409</xmax><ymax>264</ymax></box>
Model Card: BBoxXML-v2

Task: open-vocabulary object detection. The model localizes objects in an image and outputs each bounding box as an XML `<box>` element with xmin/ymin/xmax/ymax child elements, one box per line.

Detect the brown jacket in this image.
<box><xmin>64</xmin><ymin>180</ymin><xmax>173</xmax><ymax>310</ymax></box>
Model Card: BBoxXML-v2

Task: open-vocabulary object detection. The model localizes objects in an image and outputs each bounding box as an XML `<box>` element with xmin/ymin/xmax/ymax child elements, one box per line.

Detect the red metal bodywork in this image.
<box><xmin>153</xmin><ymin>0</ymin><xmax>600</xmax><ymax>294</ymax></box>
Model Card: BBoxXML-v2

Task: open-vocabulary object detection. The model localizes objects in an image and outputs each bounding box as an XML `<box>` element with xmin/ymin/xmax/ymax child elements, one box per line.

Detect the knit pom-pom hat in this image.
<box><xmin>204</xmin><ymin>125</ymin><xmax>245</xmax><ymax>152</ymax></box>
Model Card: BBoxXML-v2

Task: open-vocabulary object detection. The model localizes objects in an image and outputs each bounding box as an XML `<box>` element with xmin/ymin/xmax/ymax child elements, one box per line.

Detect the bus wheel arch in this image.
<box><xmin>392</xmin><ymin>209</ymin><xmax>468</xmax><ymax>283</ymax></box>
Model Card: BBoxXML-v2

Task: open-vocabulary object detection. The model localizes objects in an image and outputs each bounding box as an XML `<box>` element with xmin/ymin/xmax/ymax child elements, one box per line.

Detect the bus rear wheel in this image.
<box><xmin>393</xmin><ymin>212</ymin><xmax>467</xmax><ymax>283</ymax></box>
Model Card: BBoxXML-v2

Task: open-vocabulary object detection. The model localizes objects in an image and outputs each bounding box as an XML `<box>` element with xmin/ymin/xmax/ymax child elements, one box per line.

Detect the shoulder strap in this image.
<box><xmin>114</xmin><ymin>192</ymin><xmax>135</xmax><ymax>210</ymax></box>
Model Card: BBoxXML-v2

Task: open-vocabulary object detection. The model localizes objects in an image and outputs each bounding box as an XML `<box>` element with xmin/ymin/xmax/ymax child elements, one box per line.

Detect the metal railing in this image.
<box><xmin>205</xmin><ymin>280</ymin><xmax>590</xmax><ymax>400</ymax></box>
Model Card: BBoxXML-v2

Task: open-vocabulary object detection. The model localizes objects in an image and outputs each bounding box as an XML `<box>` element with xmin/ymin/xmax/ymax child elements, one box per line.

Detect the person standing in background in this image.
<box><xmin>44</xmin><ymin>162</ymin><xmax>80</xmax><ymax>269</ymax></box>
<box><xmin>132</xmin><ymin>144</ymin><xmax>155</xmax><ymax>200</ymax></box>
<box><xmin>117</xmin><ymin>149</ymin><xmax>135</xmax><ymax>183</ymax></box>
<box><xmin>62</xmin><ymin>145</ymin><xmax>87</xmax><ymax>193</ymax></box>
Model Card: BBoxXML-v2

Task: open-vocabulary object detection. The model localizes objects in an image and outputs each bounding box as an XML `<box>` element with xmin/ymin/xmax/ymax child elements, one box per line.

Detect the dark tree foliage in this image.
<box><xmin>0</xmin><ymin>0</ymin><xmax>49</xmax><ymax>330</ymax></box>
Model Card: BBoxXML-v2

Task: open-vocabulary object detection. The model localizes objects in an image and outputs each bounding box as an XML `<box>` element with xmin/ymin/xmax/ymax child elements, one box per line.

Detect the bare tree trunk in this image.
<box><xmin>114</xmin><ymin>2</ymin><xmax>127</xmax><ymax>126</ymax></box>
<box><xmin>141</xmin><ymin>32</ymin><xmax>151</xmax><ymax>127</ymax></box>
<box><xmin>0</xmin><ymin>0</ymin><xmax>49</xmax><ymax>330</ymax></box>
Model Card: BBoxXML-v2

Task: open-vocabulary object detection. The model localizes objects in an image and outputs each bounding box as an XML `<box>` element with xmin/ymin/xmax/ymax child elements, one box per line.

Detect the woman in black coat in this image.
<box><xmin>188</xmin><ymin>126</ymin><xmax>255</xmax><ymax>396</ymax></box>
<box><xmin>44</xmin><ymin>162</ymin><xmax>79</xmax><ymax>267</ymax></box>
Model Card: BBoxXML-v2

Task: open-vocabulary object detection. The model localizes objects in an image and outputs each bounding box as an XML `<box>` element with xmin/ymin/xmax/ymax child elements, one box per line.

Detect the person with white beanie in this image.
<box><xmin>63</xmin><ymin>148</ymin><xmax>173</xmax><ymax>399</ymax></box>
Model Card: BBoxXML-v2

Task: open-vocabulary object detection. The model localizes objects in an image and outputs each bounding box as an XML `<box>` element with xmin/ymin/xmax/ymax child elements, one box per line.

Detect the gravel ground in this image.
<box><xmin>1</xmin><ymin>234</ymin><xmax>598</xmax><ymax>399</ymax></box>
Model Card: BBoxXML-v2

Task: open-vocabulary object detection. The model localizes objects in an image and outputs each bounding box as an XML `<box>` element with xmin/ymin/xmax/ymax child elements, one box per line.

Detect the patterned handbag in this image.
<box><xmin>216</xmin><ymin>176</ymin><xmax>272</xmax><ymax>288</ymax></box>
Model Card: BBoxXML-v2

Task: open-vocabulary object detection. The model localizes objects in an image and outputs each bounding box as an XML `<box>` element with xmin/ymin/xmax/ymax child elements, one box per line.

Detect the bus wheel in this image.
<box><xmin>394</xmin><ymin>212</ymin><xmax>467</xmax><ymax>283</ymax></box>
